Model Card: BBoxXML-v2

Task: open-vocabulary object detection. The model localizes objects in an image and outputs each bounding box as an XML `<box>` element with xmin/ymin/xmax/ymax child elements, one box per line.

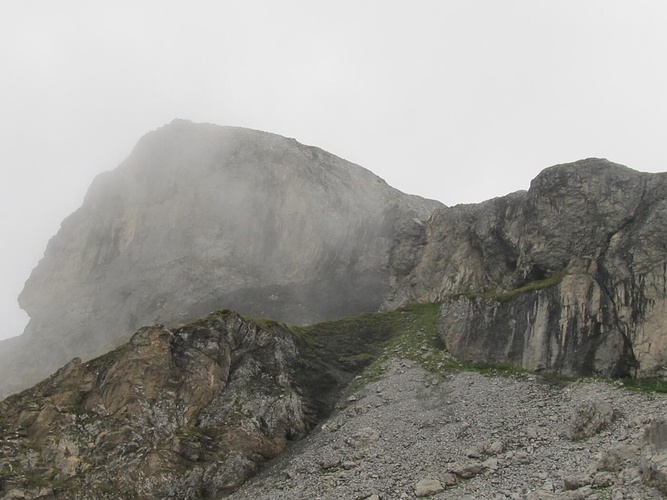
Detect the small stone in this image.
<box><xmin>319</xmin><ymin>457</ymin><xmax>341</xmax><ymax>470</ymax></box>
<box><xmin>564</xmin><ymin>475</ymin><xmax>590</xmax><ymax>490</ymax></box>
<box><xmin>592</xmin><ymin>472</ymin><xmax>615</xmax><ymax>489</ymax></box>
<box><xmin>513</xmin><ymin>451</ymin><xmax>531</xmax><ymax>465</ymax></box>
<box><xmin>486</xmin><ymin>440</ymin><xmax>504</xmax><ymax>456</ymax></box>
<box><xmin>570</xmin><ymin>402</ymin><xmax>614</xmax><ymax>441</ymax></box>
<box><xmin>482</xmin><ymin>457</ymin><xmax>498</xmax><ymax>470</ymax></box>
<box><xmin>442</xmin><ymin>472</ymin><xmax>457</xmax><ymax>486</ymax></box>
<box><xmin>415</xmin><ymin>479</ymin><xmax>444</xmax><ymax>497</ymax></box>
<box><xmin>464</xmin><ymin>444</ymin><xmax>484</xmax><ymax>458</ymax></box>
<box><xmin>450</xmin><ymin>461</ymin><xmax>484</xmax><ymax>479</ymax></box>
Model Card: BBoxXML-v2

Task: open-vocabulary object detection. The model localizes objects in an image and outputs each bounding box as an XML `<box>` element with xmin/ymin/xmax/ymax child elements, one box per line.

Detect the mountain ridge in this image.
<box><xmin>2</xmin><ymin>123</ymin><xmax>667</xmax><ymax>497</ymax></box>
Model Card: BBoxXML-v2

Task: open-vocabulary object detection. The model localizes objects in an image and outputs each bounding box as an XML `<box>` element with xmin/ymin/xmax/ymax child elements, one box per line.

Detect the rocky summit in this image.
<box><xmin>0</xmin><ymin>120</ymin><xmax>441</xmax><ymax>398</ymax></box>
<box><xmin>2</xmin><ymin>121</ymin><xmax>667</xmax><ymax>499</ymax></box>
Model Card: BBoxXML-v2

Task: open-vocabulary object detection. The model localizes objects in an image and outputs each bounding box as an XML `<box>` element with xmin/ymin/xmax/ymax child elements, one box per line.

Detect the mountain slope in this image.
<box><xmin>0</xmin><ymin>120</ymin><xmax>442</xmax><ymax>398</ymax></box>
<box><xmin>0</xmin><ymin>305</ymin><xmax>436</xmax><ymax>499</ymax></box>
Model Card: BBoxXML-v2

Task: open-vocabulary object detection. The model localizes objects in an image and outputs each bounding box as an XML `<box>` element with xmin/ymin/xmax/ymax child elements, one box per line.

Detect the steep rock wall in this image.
<box><xmin>386</xmin><ymin>159</ymin><xmax>667</xmax><ymax>378</ymax></box>
<box><xmin>0</xmin><ymin>120</ymin><xmax>441</xmax><ymax>398</ymax></box>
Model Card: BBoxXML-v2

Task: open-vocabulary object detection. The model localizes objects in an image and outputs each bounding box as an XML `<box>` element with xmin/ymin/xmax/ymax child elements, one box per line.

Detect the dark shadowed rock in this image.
<box><xmin>0</xmin><ymin>120</ymin><xmax>441</xmax><ymax>398</ymax></box>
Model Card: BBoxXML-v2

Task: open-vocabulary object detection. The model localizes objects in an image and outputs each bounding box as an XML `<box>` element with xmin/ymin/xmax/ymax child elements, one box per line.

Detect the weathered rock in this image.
<box><xmin>0</xmin><ymin>119</ymin><xmax>441</xmax><ymax>398</ymax></box>
<box><xmin>642</xmin><ymin>418</ymin><xmax>667</xmax><ymax>494</ymax></box>
<box><xmin>597</xmin><ymin>443</ymin><xmax>640</xmax><ymax>472</ymax></box>
<box><xmin>345</xmin><ymin>427</ymin><xmax>381</xmax><ymax>448</ymax></box>
<box><xmin>442</xmin><ymin>472</ymin><xmax>458</xmax><ymax>486</ymax></box>
<box><xmin>0</xmin><ymin>310</ymin><xmax>377</xmax><ymax>498</ymax></box>
<box><xmin>486</xmin><ymin>440</ymin><xmax>505</xmax><ymax>456</ymax></box>
<box><xmin>449</xmin><ymin>460</ymin><xmax>484</xmax><ymax>479</ymax></box>
<box><xmin>415</xmin><ymin>479</ymin><xmax>444</xmax><ymax>497</ymax></box>
<box><xmin>481</xmin><ymin>457</ymin><xmax>499</xmax><ymax>470</ymax></box>
<box><xmin>512</xmin><ymin>450</ymin><xmax>532</xmax><ymax>465</ymax></box>
<box><xmin>386</xmin><ymin>159</ymin><xmax>667</xmax><ymax>379</ymax></box>
<box><xmin>564</xmin><ymin>474</ymin><xmax>591</xmax><ymax>490</ymax></box>
<box><xmin>570</xmin><ymin>402</ymin><xmax>614</xmax><ymax>441</ymax></box>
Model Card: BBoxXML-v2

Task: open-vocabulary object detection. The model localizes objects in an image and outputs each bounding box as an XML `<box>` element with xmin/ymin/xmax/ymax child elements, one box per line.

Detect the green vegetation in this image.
<box><xmin>616</xmin><ymin>377</ymin><xmax>667</xmax><ymax>394</ymax></box>
<box><xmin>453</xmin><ymin>270</ymin><xmax>567</xmax><ymax>303</ymax></box>
<box><xmin>291</xmin><ymin>302</ymin><xmax>451</xmax><ymax>386</ymax></box>
<box><xmin>151</xmin><ymin>300</ymin><xmax>667</xmax><ymax>401</ymax></box>
<box><xmin>460</xmin><ymin>361</ymin><xmax>529</xmax><ymax>377</ymax></box>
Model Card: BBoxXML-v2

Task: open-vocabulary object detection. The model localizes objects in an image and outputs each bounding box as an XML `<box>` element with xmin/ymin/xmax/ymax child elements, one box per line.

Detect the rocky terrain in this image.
<box><xmin>2</xmin><ymin>303</ymin><xmax>666</xmax><ymax>499</ymax></box>
<box><xmin>2</xmin><ymin>122</ymin><xmax>667</xmax><ymax>499</ymax></box>
<box><xmin>231</xmin><ymin>360</ymin><xmax>667</xmax><ymax>500</ymax></box>
<box><xmin>385</xmin><ymin>159</ymin><xmax>667</xmax><ymax>380</ymax></box>
<box><xmin>0</xmin><ymin>120</ymin><xmax>441</xmax><ymax>398</ymax></box>
<box><xmin>0</xmin><ymin>307</ymin><xmax>402</xmax><ymax>499</ymax></box>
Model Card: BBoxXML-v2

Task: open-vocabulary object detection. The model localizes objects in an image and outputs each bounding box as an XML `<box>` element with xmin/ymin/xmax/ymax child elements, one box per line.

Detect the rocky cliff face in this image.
<box><xmin>0</xmin><ymin>310</ymin><xmax>389</xmax><ymax>499</ymax></box>
<box><xmin>0</xmin><ymin>119</ymin><xmax>441</xmax><ymax>398</ymax></box>
<box><xmin>385</xmin><ymin>159</ymin><xmax>667</xmax><ymax>378</ymax></box>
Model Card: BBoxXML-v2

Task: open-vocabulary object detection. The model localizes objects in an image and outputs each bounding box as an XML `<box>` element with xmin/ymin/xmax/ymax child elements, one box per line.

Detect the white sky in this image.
<box><xmin>1</xmin><ymin>1</ymin><xmax>666</xmax><ymax>340</ymax></box>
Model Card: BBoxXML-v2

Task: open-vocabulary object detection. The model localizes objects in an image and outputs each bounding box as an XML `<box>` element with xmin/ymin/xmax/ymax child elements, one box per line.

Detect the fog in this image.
<box><xmin>1</xmin><ymin>1</ymin><xmax>666</xmax><ymax>341</ymax></box>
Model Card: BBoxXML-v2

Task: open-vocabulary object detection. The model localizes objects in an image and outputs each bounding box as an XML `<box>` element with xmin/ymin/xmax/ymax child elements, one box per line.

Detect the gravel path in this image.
<box><xmin>229</xmin><ymin>359</ymin><xmax>667</xmax><ymax>499</ymax></box>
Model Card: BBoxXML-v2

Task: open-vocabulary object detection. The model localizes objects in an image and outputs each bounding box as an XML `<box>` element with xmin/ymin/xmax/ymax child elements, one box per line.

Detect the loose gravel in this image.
<box><xmin>229</xmin><ymin>359</ymin><xmax>667</xmax><ymax>499</ymax></box>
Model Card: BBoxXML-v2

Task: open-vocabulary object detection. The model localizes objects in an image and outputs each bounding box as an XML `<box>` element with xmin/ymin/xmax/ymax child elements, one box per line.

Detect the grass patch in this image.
<box><xmin>453</xmin><ymin>270</ymin><xmax>567</xmax><ymax>303</ymax></box>
<box><xmin>461</xmin><ymin>361</ymin><xmax>529</xmax><ymax>377</ymax></box>
<box><xmin>616</xmin><ymin>377</ymin><xmax>667</xmax><ymax>394</ymax></box>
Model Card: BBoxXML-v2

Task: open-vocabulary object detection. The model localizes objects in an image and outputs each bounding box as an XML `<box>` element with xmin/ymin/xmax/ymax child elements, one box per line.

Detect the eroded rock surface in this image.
<box><xmin>386</xmin><ymin>159</ymin><xmax>667</xmax><ymax>378</ymax></box>
<box><xmin>0</xmin><ymin>310</ymin><xmax>373</xmax><ymax>499</ymax></box>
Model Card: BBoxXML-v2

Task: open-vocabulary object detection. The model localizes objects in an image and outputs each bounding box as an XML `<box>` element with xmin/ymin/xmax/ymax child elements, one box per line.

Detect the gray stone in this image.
<box><xmin>570</xmin><ymin>402</ymin><xmax>614</xmax><ymax>441</ymax></box>
<box><xmin>597</xmin><ymin>443</ymin><xmax>640</xmax><ymax>472</ymax></box>
<box><xmin>450</xmin><ymin>461</ymin><xmax>484</xmax><ymax>479</ymax></box>
<box><xmin>642</xmin><ymin>452</ymin><xmax>667</xmax><ymax>495</ymax></box>
<box><xmin>0</xmin><ymin>120</ymin><xmax>442</xmax><ymax>398</ymax></box>
<box><xmin>486</xmin><ymin>440</ymin><xmax>505</xmax><ymax>456</ymax></box>
<box><xmin>564</xmin><ymin>475</ymin><xmax>591</xmax><ymax>491</ymax></box>
<box><xmin>442</xmin><ymin>472</ymin><xmax>457</xmax><ymax>486</ymax></box>
<box><xmin>386</xmin><ymin>159</ymin><xmax>667</xmax><ymax>379</ymax></box>
<box><xmin>513</xmin><ymin>451</ymin><xmax>531</xmax><ymax>465</ymax></box>
<box><xmin>415</xmin><ymin>479</ymin><xmax>444</xmax><ymax>497</ymax></box>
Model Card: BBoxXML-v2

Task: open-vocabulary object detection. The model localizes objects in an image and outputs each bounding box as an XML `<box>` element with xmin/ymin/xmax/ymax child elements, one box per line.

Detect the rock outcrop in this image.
<box><xmin>0</xmin><ymin>310</ymin><xmax>386</xmax><ymax>499</ymax></box>
<box><xmin>0</xmin><ymin>119</ymin><xmax>441</xmax><ymax>398</ymax></box>
<box><xmin>385</xmin><ymin>158</ymin><xmax>667</xmax><ymax>378</ymax></box>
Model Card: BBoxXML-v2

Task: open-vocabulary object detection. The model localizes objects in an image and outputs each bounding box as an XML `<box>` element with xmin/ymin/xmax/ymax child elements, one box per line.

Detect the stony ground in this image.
<box><xmin>229</xmin><ymin>359</ymin><xmax>667</xmax><ymax>500</ymax></box>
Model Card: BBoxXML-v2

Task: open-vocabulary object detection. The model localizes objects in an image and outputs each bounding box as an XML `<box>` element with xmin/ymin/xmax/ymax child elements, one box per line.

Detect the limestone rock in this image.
<box><xmin>387</xmin><ymin>158</ymin><xmax>667</xmax><ymax>379</ymax></box>
<box><xmin>415</xmin><ymin>479</ymin><xmax>444</xmax><ymax>497</ymax></box>
<box><xmin>0</xmin><ymin>119</ymin><xmax>442</xmax><ymax>398</ymax></box>
<box><xmin>642</xmin><ymin>418</ymin><xmax>667</xmax><ymax>494</ymax></box>
<box><xmin>0</xmin><ymin>310</ymin><xmax>375</xmax><ymax>498</ymax></box>
<box><xmin>570</xmin><ymin>402</ymin><xmax>614</xmax><ymax>441</ymax></box>
<box><xmin>449</xmin><ymin>460</ymin><xmax>484</xmax><ymax>479</ymax></box>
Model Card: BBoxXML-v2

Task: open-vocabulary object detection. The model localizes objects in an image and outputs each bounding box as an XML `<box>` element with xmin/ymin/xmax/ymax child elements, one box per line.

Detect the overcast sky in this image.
<box><xmin>1</xmin><ymin>1</ymin><xmax>666</xmax><ymax>341</ymax></box>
